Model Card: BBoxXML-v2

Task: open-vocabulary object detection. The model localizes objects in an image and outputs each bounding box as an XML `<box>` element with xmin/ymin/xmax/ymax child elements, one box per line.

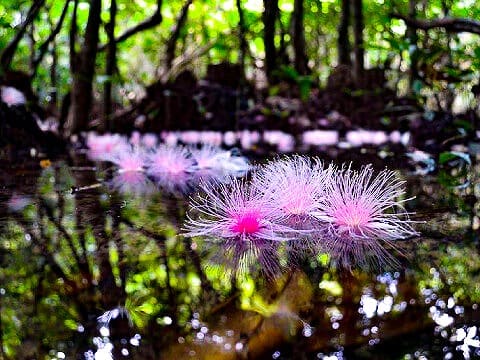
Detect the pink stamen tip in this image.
<box><xmin>231</xmin><ymin>212</ymin><xmax>261</xmax><ymax>235</ymax></box>
<box><xmin>334</xmin><ymin>201</ymin><xmax>372</xmax><ymax>230</ymax></box>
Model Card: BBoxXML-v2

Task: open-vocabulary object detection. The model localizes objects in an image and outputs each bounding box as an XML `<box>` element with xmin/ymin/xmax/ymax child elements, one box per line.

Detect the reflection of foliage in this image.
<box><xmin>1</xmin><ymin>154</ymin><xmax>480</xmax><ymax>358</ymax></box>
<box><xmin>417</xmin><ymin>243</ymin><xmax>480</xmax><ymax>303</ymax></box>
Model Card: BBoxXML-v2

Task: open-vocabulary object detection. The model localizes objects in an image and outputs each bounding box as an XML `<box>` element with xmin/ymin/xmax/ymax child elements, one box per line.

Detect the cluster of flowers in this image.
<box><xmin>159</xmin><ymin>129</ymin><xmax>410</xmax><ymax>152</ymax></box>
<box><xmin>86</xmin><ymin>132</ymin><xmax>250</xmax><ymax>195</ymax></box>
<box><xmin>183</xmin><ymin>156</ymin><xmax>417</xmax><ymax>274</ymax></box>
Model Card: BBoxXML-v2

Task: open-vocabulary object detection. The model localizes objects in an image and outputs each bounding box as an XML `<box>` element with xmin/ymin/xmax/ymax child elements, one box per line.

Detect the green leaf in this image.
<box><xmin>412</xmin><ymin>80</ymin><xmax>423</xmax><ymax>94</ymax></box>
<box><xmin>439</xmin><ymin>151</ymin><xmax>471</xmax><ymax>165</ymax></box>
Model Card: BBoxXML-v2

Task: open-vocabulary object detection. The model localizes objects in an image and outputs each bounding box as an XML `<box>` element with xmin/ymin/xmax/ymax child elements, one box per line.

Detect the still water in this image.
<box><xmin>0</xmin><ymin>136</ymin><xmax>479</xmax><ymax>360</ymax></box>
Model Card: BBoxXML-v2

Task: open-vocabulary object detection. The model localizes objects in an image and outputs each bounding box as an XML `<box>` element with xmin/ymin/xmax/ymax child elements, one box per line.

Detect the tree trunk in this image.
<box><xmin>407</xmin><ymin>0</ymin><xmax>419</xmax><ymax>95</ymax></box>
<box><xmin>352</xmin><ymin>0</ymin><xmax>364</xmax><ymax>85</ymax></box>
<box><xmin>103</xmin><ymin>0</ymin><xmax>117</xmax><ymax>132</ymax></box>
<box><xmin>236</xmin><ymin>0</ymin><xmax>248</xmax><ymax>80</ymax></box>
<box><xmin>337</xmin><ymin>0</ymin><xmax>351</xmax><ymax>65</ymax></box>
<box><xmin>65</xmin><ymin>0</ymin><xmax>102</xmax><ymax>136</ymax></box>
<box><xmin>165</xmin><ymin>0</ymin><xmax>193</xmax><ymax>71</ymax></box>
<box><xmin>291</xmin><ymin>0</ymin><xmax>309</xmax><ymax>75</ymax></box>
<box><xmin>263</xmin><ymin>0</ymin><xmax>279</xmax><ymax>84</ymax></box>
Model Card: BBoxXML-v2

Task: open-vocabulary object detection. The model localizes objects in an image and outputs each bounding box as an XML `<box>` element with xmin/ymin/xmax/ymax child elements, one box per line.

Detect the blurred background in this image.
<box><xmin>0</xmin><ymin>0</ymin><xmax>480</xmax><ymax>359</ymax></box>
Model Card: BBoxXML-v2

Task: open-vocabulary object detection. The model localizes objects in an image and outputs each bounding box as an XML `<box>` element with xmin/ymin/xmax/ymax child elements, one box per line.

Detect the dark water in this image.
<box><xmin>0</xmin><ymin>141</ymin><xmax>479</xmax><ymax>360</ymax></box>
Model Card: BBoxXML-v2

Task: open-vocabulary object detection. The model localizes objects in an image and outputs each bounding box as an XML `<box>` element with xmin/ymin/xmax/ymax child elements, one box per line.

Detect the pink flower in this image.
<box><xmin>302</xmin><ymin>130</ymin><xmax>338</xmax><ymax>146</ymax></box>
<box><xmin>252</xmin><ymin>156</ymin><xmax>331</xmax><ymax>227</ymax></box>
<box><xmin>200</xmin><ymin>131</ymin><xmax>223</xmax><ymax>146</ymax></box>
<box><xmin>110</xmin><ymin>147</ymin><xmax>154</xmax><ymax>195</ymax></box>
<box><xmin>189</xmin><ymin>145</ymin><xmax>226</xmax><ymax>183</ymax></box>
<box><xmin>163</xmin><ymin>132</ymin><xmax>179</xmax><ymax>146</ymax></box>
<box><xmin>129</xmin><ymin>131</ymin><xmax>141</xmax><ymax>146</ymax></box>
<box><xmin>111</xmin><ymin>171</ymin><xmax>154</xmax><ymax>195</ymax></box>
<box><xmin>190</xmin><ymin>145</ymin><xmax>224</xmax><ymax>169</ymax></box>
<box><xmin>190</xmin><ymin>145</ymin><xmax>250</xmax><ymax>178</ymax></box>
<box><xmin>389</xmin><ymin>130</ymin><xmax>402</xmax><ymax>144</ymax></box>
<box><xmin>180</xmin><ymin>131</ymin><xmax>201</xmax><ymax>144</ymax></box>
<box><xmin>1</xmin><ymin>86</ymin><xmax>26</xmax><ymax>106</ymax></box>
<box><xmin>313</xmin><ymin>165</ymin><xmax>417</xmax><ymax>268</ymax></box>
<box><xmin>146</xmin><ymin>145</ymin><xmax>194</xmax><ymax>193</ymax></box>
<box><xmin>223</xmin><ymin>131</ymin><xmax>237</xmax><ymax>146</ymax></box>
<box><xmin>142</xmin><ymin>133</ymin><xmax>158</xmax><ymax>148</ymax></box>
<box><xmin>86</xmin><ymin>133</ymin><xmax>127</xmax><ymax>162</ymax></box>
<box><xmin>111</xmin><ymin>147</ymin><xmax>146</xmax><ymax>172</ymax></box>
<box><xmin>183</xmin><ymin>178</ymin><xmax>295</xmax><ymax>243</ymax></box>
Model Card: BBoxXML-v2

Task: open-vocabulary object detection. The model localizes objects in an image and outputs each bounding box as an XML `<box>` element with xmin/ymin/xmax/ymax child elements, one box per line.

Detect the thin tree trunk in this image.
<box><xmin>236</xmin><ymin>0</ymin><xmax>248</xmax><ymax>80</ymax></box>
<box><xmin>291</xmin><ymin>0</ymin><xmax>309</xmax><ymax>75</ymax></box>
<box><xmin>165</xmin><ymin>0</ymin><xmax>193</xmax><ymax>71</ymax></box>
<box><xmin>0</xmin><ymin>0</ymin><xmax>45</xmax><ymax>71</ymax></box>
<box><xmin>103</xmin><ymin>0</ymin><xmax>117</xmax><ymax>132</ymax></box>
<box><xmin>263</xmin><ymin>0</ymin><xmax>279</xmax><ymax>84</ymax></box>
<box><xmin>352</xmin><ymin>0</ymin><xmax>364</xmax><ymax>84</ymax></box>
<box><xmin>65</xmin><ymin>0</ymin><xmax>102</xmax><ymax>135</ymax></box>
<box><xmin>407</xmin><ymin>0</ymin><xmax>418</xmax><ymax>95</ymax></box>
<box><xmin>337</xmin><ymin>0</ymin><xmax>351</xmax><ymax>65</ymax></box>
<box><xmin>278</xmin><ymin>14</ymin><xmax>289</xmax><ymax>64</ymax></box>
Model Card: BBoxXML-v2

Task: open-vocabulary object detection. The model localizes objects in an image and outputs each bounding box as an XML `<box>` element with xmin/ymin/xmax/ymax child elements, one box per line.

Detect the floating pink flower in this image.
<box><xmin>302</xmin><ymin>130</ymin><xmax>338</xmax><ymax>147</ymax></box>
<box><xmin>129</xmin><ymin>131</ymin><xmax>141</xmax><ymax>146</ymax></box>
<box><xmin>110</xmin><ymin>147</ymin><xmax>154</xmax><ymax>195</ymax></box>
<box><xmin>86</xmin><ymin>133</ymin><xmax>127</xmax><ymax>162</ymax></box>
<box><xmin>111</xmin><ymin>171</ymin><xmax>154</xmax><ymax>195</ymax></box>
<box><xmin>223</xmin><ymin>131</ymin><xmax>237</xmax><ymax>146</ymax></box>
<box><xmin>142</xmin><ymin>133</ymin><xmax>158</xmax><ymax>148</ymax></box>
<box><xmin>193</xmin><ymin>146</ymin><xmax>251</xmax><ymax>178</ymax></box>
<box><xmin>252</xmin><ymin>156</ymin><xmax>331</xmax><ymax>228</ymax></box>
<box><xmin>146</xmin><ymin>145</ymin><xmax>194</xmax><ymax>193</ymax></box>
<box><xmin>190</xmin><ymin>145</ymin><xmax>224</xmax><ymax>169</ymax></box>
<box><xmin>189</xmin><ymin>145</ymin><xmax>226</xmax><ymax>183</ymax></box>
<box><xmin>313</xmin><ymin>165</ymin><xmax>417</xmax><ymax>268</ymax></box>
<box><xmin>199</xmin><ymin>131</ymin><xmax>223</xmax><ymax>146</ymax></box>
<box><xmin>183</xmin><ymin>178</ymin><xmax>295</xmax><ymax>243</ymax></box>
<box><xmin>111</xmin><ymin>147</ymin><xmax>145</xmax><ymax>173</ymax></box>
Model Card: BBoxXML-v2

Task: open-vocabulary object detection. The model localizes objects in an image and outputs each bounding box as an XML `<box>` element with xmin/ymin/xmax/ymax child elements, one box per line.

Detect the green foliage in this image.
<box><xmin>1</xmin><ymin>0</ymin><xmax>479</xmax><ymax>109</ymax></box>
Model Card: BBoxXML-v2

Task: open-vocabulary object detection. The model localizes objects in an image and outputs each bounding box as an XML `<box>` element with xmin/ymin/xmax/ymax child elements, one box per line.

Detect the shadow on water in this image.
<box><xmin>0</xmin><ymin>138</ymin><xmax>479</xmax><ymax>360</ymax></box>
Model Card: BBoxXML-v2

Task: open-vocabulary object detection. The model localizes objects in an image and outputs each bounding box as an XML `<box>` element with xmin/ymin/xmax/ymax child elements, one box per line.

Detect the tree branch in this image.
<box><xmin>39</xmin><ymin>197</ymin><xmax>91</xmax><ymax>279</ymax></box>
<box><xmin>98</xmin><ymin>0</ymin><xmax>163</xmax><ymax>52</ymax></box>
<box><xmin>1</xmin><ymin>0</ymin><xmax>45</xmax><ymax>70</ymax></box>
<box><xmin>391</xmin><ymin>13</ymin><xmax>480</xmax><ymax>35</ymax></box>
<box><xmin>165</xmin><ymin>0</ymin><xmax>193</xmax><ymax>70</ymax></box>
<box><xmin>31</xmin><ymin>0</ymin><xmax>71</xmax><ymax>77</ymax></box>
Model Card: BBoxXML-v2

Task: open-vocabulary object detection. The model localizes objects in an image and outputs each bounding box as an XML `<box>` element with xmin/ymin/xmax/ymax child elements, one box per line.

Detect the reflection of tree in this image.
<box><xmin>1</xmin><ymin>154</ymin><xmax>229</xmax><ymax>357</ymax></box>
<box><xmin>2</xmin><ymin>156</ymin><xmax>480</xmax><ymax>358</ymax></box>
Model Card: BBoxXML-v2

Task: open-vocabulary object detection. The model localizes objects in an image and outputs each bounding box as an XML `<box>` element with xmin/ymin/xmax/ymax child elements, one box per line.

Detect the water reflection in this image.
<box><xmin>0</xmin><ymin>135</ymin><xmax>479</xmax><ymax>359</ymax></box>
